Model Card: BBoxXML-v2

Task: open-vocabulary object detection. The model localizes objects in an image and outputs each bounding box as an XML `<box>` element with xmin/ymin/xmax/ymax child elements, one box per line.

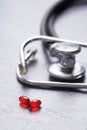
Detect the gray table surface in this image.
<box><xmin>0</xmin><ymin>0</ymin><xmax>87</xmax><ymax>130</ymax></box>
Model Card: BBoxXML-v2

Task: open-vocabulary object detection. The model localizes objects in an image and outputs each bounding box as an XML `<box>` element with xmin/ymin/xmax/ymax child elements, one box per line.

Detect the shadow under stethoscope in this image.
<box><xmin>48</xmin><ymin>75</ymin><xmax>87</xmax><ymax>93</ymax></box>
<box><xmin>19</xmin><ymin>79</ymin><xmax>87</xmax><ymax>94</ymax></box>
<box><xmin>18</xmin><ymin>70</ymin><xmax>87</xmax><ymax>94</ymax></box>
<box><xmin>49</xmin><ymin>74</ymin><xmax>85</xmax><ymax>83</ymax></box>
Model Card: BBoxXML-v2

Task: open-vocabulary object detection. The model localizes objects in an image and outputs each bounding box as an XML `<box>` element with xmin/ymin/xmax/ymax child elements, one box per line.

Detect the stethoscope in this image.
<box><xmin>16</xmin><ymin>0</ymin><xmax>87</xmax><ymax>88</ymax></box>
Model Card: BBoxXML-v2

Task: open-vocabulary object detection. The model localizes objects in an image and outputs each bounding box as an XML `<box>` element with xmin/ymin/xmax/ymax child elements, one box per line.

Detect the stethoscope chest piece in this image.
<box><xmin>48</xmin><ymin>42</ymin><xmax>85</xmax><ymax>80</ymax></box>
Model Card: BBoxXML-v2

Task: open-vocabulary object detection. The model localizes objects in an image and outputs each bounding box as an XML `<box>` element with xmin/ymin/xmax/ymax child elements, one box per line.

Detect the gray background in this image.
<box><xmin>0</xmin><ymin>0</ymin><xmax>87</xmax><ymax>130</ymax></box>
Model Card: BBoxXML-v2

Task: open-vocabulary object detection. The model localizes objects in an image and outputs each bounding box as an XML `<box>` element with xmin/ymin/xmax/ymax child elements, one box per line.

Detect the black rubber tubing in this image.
<box><xmin>40</xmin><ymin>0</ymin><xmax>86</xmax><ymax>49</ymax></box>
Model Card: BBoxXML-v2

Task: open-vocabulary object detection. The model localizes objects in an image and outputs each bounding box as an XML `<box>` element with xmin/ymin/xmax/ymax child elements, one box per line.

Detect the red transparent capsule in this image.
<box><xmin>30</xmin><ymin>107</ymin><xmax>40</xmax><ymax>112</ymax></box>
<box><xmin>20</xmin><ymin>103</ymin><xmax>29</xmax><ymax>108</ymax></box>
<box><xmin>30</xmin><ymin>99</ymin><xmax>41</xmax><ymax>108</ymax></box>
<box><xmin>19</xmin><ymin>96</ymin><xmax>30</xmax><ymax>104</ymax></box>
